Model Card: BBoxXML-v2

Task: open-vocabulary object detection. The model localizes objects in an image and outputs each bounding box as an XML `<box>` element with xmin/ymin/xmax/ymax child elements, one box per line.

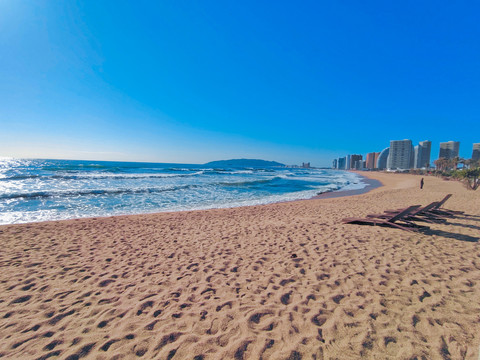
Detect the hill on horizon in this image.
<box><xmin>204</xmin><ymin>159</ymin><xmax>285</xmax><ymax>168</ymax></box>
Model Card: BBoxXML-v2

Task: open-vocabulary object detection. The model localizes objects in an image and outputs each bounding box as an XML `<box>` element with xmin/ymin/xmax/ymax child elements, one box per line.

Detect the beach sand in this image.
<box><xmin>1</xmin><ymin>172</ymin><xmax>479</xmax><ymax>359</ymax></box>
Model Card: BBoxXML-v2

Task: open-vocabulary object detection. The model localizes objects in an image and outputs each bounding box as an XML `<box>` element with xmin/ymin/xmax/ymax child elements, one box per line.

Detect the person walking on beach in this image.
<box><xmin>420</xmin><ymin>177</ymin><xmax>424</xmax><ymax>189</ymax></box>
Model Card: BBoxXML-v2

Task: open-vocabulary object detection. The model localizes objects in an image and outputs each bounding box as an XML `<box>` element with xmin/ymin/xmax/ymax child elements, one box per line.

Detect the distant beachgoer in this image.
<box><xmin>420</xmin><ymin>178</ymin><xmax>424</xmax><ymax>189</ymax></box>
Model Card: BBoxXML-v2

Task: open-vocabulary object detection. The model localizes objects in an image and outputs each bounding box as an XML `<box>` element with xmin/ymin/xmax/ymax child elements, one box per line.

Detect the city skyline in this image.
<box><xmin>333</xmin><ymin>140</ymin><xmax>480</xmax><ymax>170</ymax></box>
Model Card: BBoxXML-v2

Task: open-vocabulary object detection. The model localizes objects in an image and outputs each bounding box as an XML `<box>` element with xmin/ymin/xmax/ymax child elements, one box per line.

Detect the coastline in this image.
<box><xmin>1</xmin><ymin>172</ymin><xmax>479</xmax><ymax>359</ymax></box>
<box><xmin>312</xmin><ymin>171</ymin><xmax>383</xmax><ymax>199</ymax></box>
<box><xmin>0</xmin><ymin>169</ymin><xmax>377</xmax><ymax>227</ymax></box>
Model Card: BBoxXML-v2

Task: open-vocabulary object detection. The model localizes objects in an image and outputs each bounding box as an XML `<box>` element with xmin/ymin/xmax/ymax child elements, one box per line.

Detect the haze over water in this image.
<box><xmin>0</xmin><ymin>158</ymin><xmax>366</xmax><ymax>225</ymax></box>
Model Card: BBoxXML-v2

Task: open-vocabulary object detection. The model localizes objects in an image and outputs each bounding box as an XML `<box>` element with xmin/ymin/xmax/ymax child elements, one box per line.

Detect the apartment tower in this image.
<box><xmin>472</xmin><ymin>143</ymin><xmax>480</xmax><ymax>161</ymax></box>
<box><xmin>377</xmin><ymin>148</ymin><xmax>390</xmax><ymax>170</ymax></box>
<box><xmin>439</xmin><ymin>141</ymin><xmax>460</xmax><ymax>159</ymax></box>
<box><xmin>365</xmin><ymin>152</ymin><xmax>377</xmax><ymax>169</ymax></box>
<box><xmin>373</xmin><ymin>152</ymin><xmax>380</xmax><ymax>169</ymax></box>
<box><xmin>349</xmin><ymin>155</ymin><xmax>363</xmax><ymax>169</ymax></box>
<box><xmin>414</xmin><ymin>140</ymin><xmax>432</xmax><ymax>169</ymax></box>
<box><xmin>387</xmin><ymin>140</ymin><xmax>414</xmax><ymax>170</ymax></box>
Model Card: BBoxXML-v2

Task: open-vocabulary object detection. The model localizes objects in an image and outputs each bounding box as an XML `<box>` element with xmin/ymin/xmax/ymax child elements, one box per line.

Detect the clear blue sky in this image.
<box><xmin>1</xmin><ymin>1</ymin><xmax>479</xmax><ymax>166</ymax></box>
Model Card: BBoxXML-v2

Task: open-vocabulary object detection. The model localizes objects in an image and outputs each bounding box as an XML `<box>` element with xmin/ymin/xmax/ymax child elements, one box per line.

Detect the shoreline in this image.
<box><xmin>312</xmin><ymin>171</ymin><xmax>383</xmax><ymax>200</ymax></box>
<box><xmin>1</xmin><ymin>172</ymin><xmax>479</xmax><ymax>358</ymax></box>
<box><xmin>0</xmin><ymin>171</ymin><xmax>378</xmax><ymax>227</ymax></box>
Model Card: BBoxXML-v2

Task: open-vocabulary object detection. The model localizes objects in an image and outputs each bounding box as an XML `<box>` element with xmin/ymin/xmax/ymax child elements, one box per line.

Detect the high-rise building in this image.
<box><xmin>414</xmin><ymin>145</ymin><xmax>420</xmax><ymax>169</ymax></box>
<box><xmin>373</xmin><ymin>152</ymin><xmax>380</xmax><ymax>169</ymax></box>
<box><xmin>413</xmin><ymin>141</ymin><xmax>431</xmax><ymax>169</ymax></box>
<box><xmin>472</xmin><ymin>143</ymin><xmax>480</xmax><ymax>162</ymax></box>
<box><xmin>332</xmin><ymin>159</ymin><xmax>338</xmax><ymax>169</ymax></box>
<box><xmin>377</xmin><ymin>148</ymin><xmax>389</xmax><ymax>170</ymax></box>
<box><xmin>337</xmin><ymin>157</ymin><xmax>346</xmax><ymax>170</ymax></box>
<box><xmin>354</xmin><ymin>160</ymin><xmax>366</xmax><ymax>170</ymax></box>
<box><xmin>387</xmin><ymin>140</ymin><xmax>414</xmax><ymax>170</ymax></box>
<box><xmin>439</xmin><ymin>141</ymin><xmax>460</xmax><ymax>159</ymax></box>
<box><xmin>349</xmin><ymin>155</ymin><xmax>363</xmax><ymax>169</ymax></box>
<box><xmin>419</xmin><ymin>141</ymin><xmax>431</xmax><ymax>168</ymax></box>
<box><xmin>365</xmin><ymin>152</ymin><xmax>376</xmax><ymax>169</ymax></box>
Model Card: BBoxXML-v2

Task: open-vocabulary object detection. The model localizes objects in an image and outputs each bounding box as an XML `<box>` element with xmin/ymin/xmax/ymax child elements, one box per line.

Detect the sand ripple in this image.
<box><xmin>1</xmin><ymin>173</ymin><xmax>479</xmax><ymax>359</ymax></box>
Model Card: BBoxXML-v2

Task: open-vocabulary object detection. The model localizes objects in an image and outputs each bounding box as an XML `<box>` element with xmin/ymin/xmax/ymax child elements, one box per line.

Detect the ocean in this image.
<box><xmin>0</xmin><ymin>158</ymin><xmax>367</xmax><ymax>225</ymax></box>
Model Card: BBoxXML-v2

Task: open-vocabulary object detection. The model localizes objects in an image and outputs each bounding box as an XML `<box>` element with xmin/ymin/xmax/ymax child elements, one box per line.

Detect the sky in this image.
<box><xmin>0</xmin><ymin>1</ymin><xmax>479</xmax><ymax>166</ymax></box>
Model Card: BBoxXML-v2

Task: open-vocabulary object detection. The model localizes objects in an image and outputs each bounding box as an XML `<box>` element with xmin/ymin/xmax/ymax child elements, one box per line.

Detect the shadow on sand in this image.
<box><xmin>452</xmin><ymin>214</ymin><xmax>480</xmax><ymax>222</ymax></box>
<box><xmin>444</xmin><ymin>221</ymin><xmax>480</xmax><ymax>231</ymax></box>
<box><xmin>420</xmin><ymin>228</ymin><xmax>478</xmax><ymax>243</ymax></box>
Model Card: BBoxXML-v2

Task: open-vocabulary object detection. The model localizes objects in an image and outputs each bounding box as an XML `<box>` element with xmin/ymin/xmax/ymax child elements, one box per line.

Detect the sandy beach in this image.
<box><xmin>1</xmin><ymin>172</ymin><xmax>479</xmax><ymax>359</ymax></box>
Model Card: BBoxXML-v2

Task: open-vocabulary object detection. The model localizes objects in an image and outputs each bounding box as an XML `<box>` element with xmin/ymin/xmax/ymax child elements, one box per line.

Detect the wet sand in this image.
<box><xmin>313</xmin><ymin>173</ymin><xmax>383</xmax><ymax>199</ymax></box>
<box><xmin>0</xmin><ymin>172</ymin><xmax>479</xmax><ymax>359</ymax></box>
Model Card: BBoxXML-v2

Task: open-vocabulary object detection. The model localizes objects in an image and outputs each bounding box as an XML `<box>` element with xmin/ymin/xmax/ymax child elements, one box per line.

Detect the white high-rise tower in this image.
<box><xmin>387</xmin><ymin>139</ymin><xmax>414</xmax><ymax>170</ymax></box>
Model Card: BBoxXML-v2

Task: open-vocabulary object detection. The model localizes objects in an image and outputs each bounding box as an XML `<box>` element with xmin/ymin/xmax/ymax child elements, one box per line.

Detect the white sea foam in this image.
<box><xmin>0</xmin><ymin>159</ymin><xmax>368</xmax><ymax>225</ymax></box>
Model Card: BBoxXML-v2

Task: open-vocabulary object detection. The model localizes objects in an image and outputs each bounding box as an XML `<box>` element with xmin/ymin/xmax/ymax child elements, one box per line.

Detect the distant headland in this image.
<box><xmin>204</xmin><ymin>159</ymin><xmax>285</xmax><ymax>167</ymax></box>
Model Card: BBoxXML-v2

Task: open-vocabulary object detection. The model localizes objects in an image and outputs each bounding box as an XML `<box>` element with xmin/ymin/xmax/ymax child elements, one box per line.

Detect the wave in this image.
<box><xmin>50</xmin><ymin>172</ymin><xmax>204</xmax><ymax>180</ymax></box>
<box><xmin>0</xmin><ymin>172</ymin><xmax>206</xmax><ymax>181</ymax></box>
<box><xmin>0</xmin><ymin>185</ymin><xmax>201</xmax><ymax>201</ymax></box>
<box><xmin>0</xmin><ymin>169</ymin><xmax>264</xmax><ymax>182</ymax></box>
<box><xmin>0</xmin><ymin>174</ymin><xmax>41</xmax><ymax>181</ymax></box>
<box><xmin>0</xmin><ymin>177</ymin><xmax>285</xmax><ymax>200</ymax></box>
<box><xmin>0</xmin><ymin>168</ymin><xmax>368</xmax><ymax>225</ymax></box>
<box><xmin>41</xmin><ymin>164</ymin><xmax>111</xmax><ymax>171</ymax></box>
<box><xmin>1</xmin><ymin>172</ymin><xmax>365</xmax><ymax>200</ymax></box>
<box><xmin>216</xmin><ymin>177</ymin><xmax>279</xmax><ymax>187</ymax></box>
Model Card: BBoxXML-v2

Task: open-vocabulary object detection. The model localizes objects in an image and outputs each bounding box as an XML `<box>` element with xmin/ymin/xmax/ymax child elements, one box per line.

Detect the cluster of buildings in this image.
<box><xmin>332</xmin><ymin>141</ymin><xmax>480</xmax><ymax>171</ymax></box>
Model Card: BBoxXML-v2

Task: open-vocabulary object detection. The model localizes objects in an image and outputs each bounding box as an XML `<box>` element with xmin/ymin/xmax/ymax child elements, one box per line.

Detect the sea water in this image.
<box><xmin>0</xmin><ymin>158</ymin><xmax>367</xmax><ymax>225</ymax></box>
